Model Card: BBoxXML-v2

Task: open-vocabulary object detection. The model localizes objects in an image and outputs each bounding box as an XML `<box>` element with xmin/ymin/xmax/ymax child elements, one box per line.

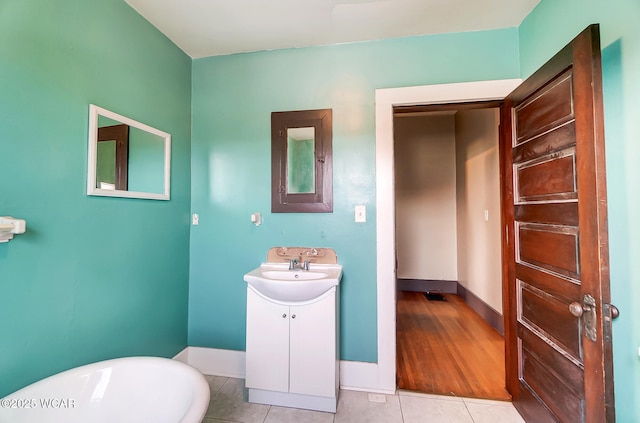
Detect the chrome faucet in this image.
<box><xmin>289</xmin><ymin>258</ymin><xmax>299</xmax><ymax>270</ymax></box>
<box><xmin>289</xmin><ymin>258</ymin><xmax>310</xmax><ymax>271</ymax></box>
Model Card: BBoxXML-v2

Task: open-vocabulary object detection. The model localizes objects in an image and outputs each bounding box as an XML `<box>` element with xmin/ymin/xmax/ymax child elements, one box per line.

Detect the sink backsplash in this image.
<box><xmin>266</xmin><ymin>247</ymin><xmax>338</xmax><ymax>264</ymax></box>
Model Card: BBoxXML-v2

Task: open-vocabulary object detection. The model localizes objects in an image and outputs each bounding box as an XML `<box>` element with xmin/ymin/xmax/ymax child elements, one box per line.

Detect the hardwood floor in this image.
<box><xmin>396</xmin><ymin>290</ymin><xmax>511</xmax><ymax>401</ymax></box>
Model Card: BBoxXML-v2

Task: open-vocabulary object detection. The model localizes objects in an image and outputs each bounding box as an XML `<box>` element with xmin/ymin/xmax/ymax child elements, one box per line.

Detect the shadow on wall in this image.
<box><xmin>601</xmin><ymin>37</ymin><xmax>637</xmax><ymax>413</ymax></box>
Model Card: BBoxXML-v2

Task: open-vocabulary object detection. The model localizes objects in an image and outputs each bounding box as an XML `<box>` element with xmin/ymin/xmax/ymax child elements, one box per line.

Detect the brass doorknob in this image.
<box><xmin>611</xmin><ymin>304</ymin><xmax>620</xmax><ymax>319</ymax></box>
<box><xmin>569</xmin><ymin>302</ymin><xmax>583</xmax><ymax>317</ymax></box>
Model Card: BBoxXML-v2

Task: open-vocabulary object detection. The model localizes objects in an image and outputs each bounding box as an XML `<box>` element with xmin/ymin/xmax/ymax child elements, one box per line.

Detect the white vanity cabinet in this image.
<box><xmin>245</xmin><ymin>285</ymin><xmax>339</xmax><ymax>412</ymax></box>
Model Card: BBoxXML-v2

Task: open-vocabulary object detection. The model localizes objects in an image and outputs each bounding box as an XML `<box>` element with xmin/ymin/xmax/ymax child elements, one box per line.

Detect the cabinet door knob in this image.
<box><xmin>282</xmin><ymin>314</ymin><xmax>287</xmax><ymax>318</ymax></box>
<box><xmin>292</xmin><ymin>314</ymin><xmax>296</xmax><ymax>319</ymax></box>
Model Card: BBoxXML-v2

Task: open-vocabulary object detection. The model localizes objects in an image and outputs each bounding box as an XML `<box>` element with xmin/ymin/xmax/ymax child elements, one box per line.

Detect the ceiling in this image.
<box><xmin>124</xmin><ymin>0</ymin><xmax>540</xmax><ymax>59</ymax></box>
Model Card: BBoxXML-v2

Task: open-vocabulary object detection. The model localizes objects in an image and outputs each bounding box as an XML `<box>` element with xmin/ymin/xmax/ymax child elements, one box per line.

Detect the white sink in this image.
<box><xmin>260</xmin><ymin>270</ymin><xmax>329</xmax><ymax>280</ymax></box>
<box><xmin>244</xmin><ymin>263</ymin><xmax>342</xmax><ymax>302</ymax></box>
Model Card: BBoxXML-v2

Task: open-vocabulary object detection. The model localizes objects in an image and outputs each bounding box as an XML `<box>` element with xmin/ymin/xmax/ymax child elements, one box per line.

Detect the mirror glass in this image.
<box><xmin>87</xmin><ymin>105</ymin><xmax>171</xmax><ymax>200</ymax></box>
<box><xmin>96</xmin><ymin>138</ymin><xmax>117</xmax><ymax>190</ymax></box>
<box><xmin>287</xmin><ymin>127</ymin><xmax>315</xmax><ymax>194</ymax></box>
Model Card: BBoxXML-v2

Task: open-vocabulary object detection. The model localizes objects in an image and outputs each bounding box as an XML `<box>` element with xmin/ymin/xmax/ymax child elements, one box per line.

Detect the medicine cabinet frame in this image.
<box><xmin>271</xmin><ymin>109</ymin><xmax>333</xmax><ymax>213</ymax></box>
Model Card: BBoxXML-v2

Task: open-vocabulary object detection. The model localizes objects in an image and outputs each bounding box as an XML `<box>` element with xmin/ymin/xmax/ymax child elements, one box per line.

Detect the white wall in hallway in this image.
<box><xmin>394</xmin><ymin>114</ymin><xmax>458</xmax><ymax>281</ymax></box>
<box><xmin>454</xmin><ymin>108</ymin><xmax>503</xmax><ymax>313</ymax></box>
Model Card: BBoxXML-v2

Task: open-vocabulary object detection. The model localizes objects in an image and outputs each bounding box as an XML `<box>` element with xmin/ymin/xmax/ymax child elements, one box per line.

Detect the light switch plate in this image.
<box><xmin>192</xmin><ymin>213</ymin><xmax>199</xmax><ymax>225</ymax></box>
<box><xmin>355</xmin><ymin>205</ymin><xmax>366</xmax><ymax>223</ymax></box>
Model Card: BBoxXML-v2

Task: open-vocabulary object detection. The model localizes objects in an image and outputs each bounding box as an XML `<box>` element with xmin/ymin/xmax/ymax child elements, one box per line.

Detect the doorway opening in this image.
<box><xmin>372</xmin><ymin>78</ymin><xmax>521</xmax><ymax>395</ymax></box>
<box><xmin>376</xmin><ymin>29</ymin><xmax>614</xmax><ymax>419</ymax></box>
<box><xmin>393</xmin><ymin>103</ymin><xmax>509</xmax><ymax>400</ymax></box>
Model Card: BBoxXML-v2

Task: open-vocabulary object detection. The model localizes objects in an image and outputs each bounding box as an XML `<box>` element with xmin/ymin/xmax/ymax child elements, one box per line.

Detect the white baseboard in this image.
<box><xmin>172</xmin><ymin>347</ymin><xmax>189</xmax><ymax>363</ymax></box>
<box><xmin>173</xmin><ymin>347</ymin><xmax>392</xmax><ymax>394</ymax></box>
<box><xmin>173</xmin><ymin>346</ymin><xmax>246</xmax><ymax>378</ymax></box>
<box><xmin>340</xmin><ymin>361</ymin><xmax>393</xmax><ymax>394</ymax></box>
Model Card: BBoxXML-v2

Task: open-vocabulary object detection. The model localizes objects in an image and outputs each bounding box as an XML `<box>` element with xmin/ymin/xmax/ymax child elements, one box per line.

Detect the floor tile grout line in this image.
<box><xmin>207</xmin><ymin>375</ymin><xmax>230</xmax><ymax>398</ymax></box>
<box><xmin>261</xmin><ymin>404</ymin><xmax>272</xmax><ymax>423</ymax></box>
<box><xmin>462</xmin><ymin>400</ymin><xmax>477</xmax><ymax>423</ymax></box>
<box><xmin>398</xmin><ymin>393</ymin><xmax>407</xmax><ymax>423</ymax></box>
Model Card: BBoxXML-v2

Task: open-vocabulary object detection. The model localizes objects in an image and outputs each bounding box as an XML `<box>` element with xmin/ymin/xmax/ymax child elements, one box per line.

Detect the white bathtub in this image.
<box><xmin>0</xmin><ymin>356</ymin><xmax>210</xmax><ymax>423</ymax></box>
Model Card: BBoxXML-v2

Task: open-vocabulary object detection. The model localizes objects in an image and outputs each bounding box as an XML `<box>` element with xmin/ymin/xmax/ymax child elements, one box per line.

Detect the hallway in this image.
<box><xmin>396</xmin><ymin>291</ymin><xmax>510</xmax><ymax>401</ymax></box>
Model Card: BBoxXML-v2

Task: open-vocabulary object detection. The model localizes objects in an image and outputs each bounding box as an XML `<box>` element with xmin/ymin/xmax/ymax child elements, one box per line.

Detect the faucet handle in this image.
<box><xmin>302</xmin><ymin>260</ymin><xmax>310</xmax><ymax>271</ymax></box>
<box><xmin>289</xmin><ymin>258</ymin><xmax>299</xmax><ymax>270</ymax></box>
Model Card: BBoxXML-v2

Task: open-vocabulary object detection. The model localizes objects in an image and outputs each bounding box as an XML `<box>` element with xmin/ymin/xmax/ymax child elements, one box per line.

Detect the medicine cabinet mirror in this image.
<box><xmin>87</xmin><ymin>104</ymin><xmax>171</xmax><ymax>200</ymax></box>
<box><xmin>271</xmin><ymin>109</ymin><xmax>333</xmax><ymax>212</ymax></box>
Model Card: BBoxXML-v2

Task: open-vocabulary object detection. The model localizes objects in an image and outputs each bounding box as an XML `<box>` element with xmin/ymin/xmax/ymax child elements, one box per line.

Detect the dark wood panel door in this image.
<box><xmin>500</xmin><ymin>25</ymin><xmax>615</xmax><ymax>422</ymax></box>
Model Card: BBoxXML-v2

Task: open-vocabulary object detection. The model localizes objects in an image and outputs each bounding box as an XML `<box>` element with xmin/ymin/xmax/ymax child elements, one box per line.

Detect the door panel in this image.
<box><xmin>519</xmin><ymin>282</ymin><xmax>581</xmax><ymax>359</ymax></box>
<box><xmin>514</xmin><ymin>71</ymin><xmax>574</xmax><ymax>143</ymax></box>
<box><xmin>518</xmin><ymin>225</ymin><xmax>579</xmax><ymax>278</ymax></box>
<box><xmin>501</xmin><ymin>24</ymin><xmax>614</xmax><ymax>422</ymax></box>
<box><xmin>512</xmin><ymin>121</ymin><xmax>576</xmax><ymax>163</ymax></box>
<box><xmin>520</xmin><ymin>327</ymin><xmax>584</xmax><ymax>389</ymax></box>
<box><xmin>516</xmin><ymin>153</ymin><xmax>576</xmax><ymax>200</ymax></box>
<box><xmin>521</xmin><ymin>350</ymin><xmax>582</xmax><ymax>422</ymax></box>
<box><xmin>516</xmin><ymin>263</ymin><xmax>581</xmax><ymax>302</ymax></box>
<box><xmin>514</xmin><ymin>203</ymin><xmax>578</xmax><ymax>226</ymax></box>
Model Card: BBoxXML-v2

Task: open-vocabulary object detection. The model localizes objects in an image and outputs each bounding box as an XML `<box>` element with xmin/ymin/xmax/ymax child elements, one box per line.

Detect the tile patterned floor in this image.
<box><xmin>201</xmin><ymin>375</ymin><xmax>526</xmax><ymax>423</ymax></box>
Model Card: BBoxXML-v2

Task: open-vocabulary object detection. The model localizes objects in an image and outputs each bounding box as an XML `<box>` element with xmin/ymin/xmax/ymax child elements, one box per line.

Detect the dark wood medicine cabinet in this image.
<box><xmin>97</xmin><ymin>124</ymin><xmax>129</xmax><ymax>191</ymax></box>
<box><xmin>271</xmin><ymin>109</ymin><xmax>333</xmax><ymax>213</ymax></box>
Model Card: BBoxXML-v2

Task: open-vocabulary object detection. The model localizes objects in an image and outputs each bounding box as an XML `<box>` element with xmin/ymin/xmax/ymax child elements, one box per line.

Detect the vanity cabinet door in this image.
<box><xmin>245</xmin><ymin>287</ymin><xmax>290</xmax><ymax>393</ymax></box>
<box><xmin>289</xmin><ymin>290</ymin><xmax>336</xmax><ymax>398</ymax></box>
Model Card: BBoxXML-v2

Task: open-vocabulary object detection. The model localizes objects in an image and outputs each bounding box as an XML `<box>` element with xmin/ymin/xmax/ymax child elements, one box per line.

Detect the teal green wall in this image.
<box><xmin>189</xmin><ymin>29</ymin><xmax>520</xmax><ymax>361</ymax></box>
<box><xmin>520</xmin><ymin>1</ymin><xmax>640</xmax><ymax>420</ymax></box>
<box><xmin>0</xmin><ymin>0</ymin><xmax>192</xmax><ymax>398</ymax></box>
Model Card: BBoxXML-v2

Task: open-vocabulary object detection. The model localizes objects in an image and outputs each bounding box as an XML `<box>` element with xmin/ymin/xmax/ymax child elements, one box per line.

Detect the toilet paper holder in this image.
<box><xmin>0</xmin><ymin>216</ymin><xmax>26</xmax><ymax>243</ymax></box>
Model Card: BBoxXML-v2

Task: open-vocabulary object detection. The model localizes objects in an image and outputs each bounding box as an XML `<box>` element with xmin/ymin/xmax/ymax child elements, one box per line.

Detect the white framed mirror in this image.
<box><xmin>87</xmin><ymin>104</ymin><xmax>171</xmax><ymax>200</ymax></box>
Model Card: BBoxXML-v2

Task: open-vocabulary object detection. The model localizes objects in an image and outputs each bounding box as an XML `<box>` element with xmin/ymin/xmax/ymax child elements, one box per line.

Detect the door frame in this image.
<box><xmin>373</xmin><ymin>79</ymin><xmax>521</xmax><ymax>393</ymax></box>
